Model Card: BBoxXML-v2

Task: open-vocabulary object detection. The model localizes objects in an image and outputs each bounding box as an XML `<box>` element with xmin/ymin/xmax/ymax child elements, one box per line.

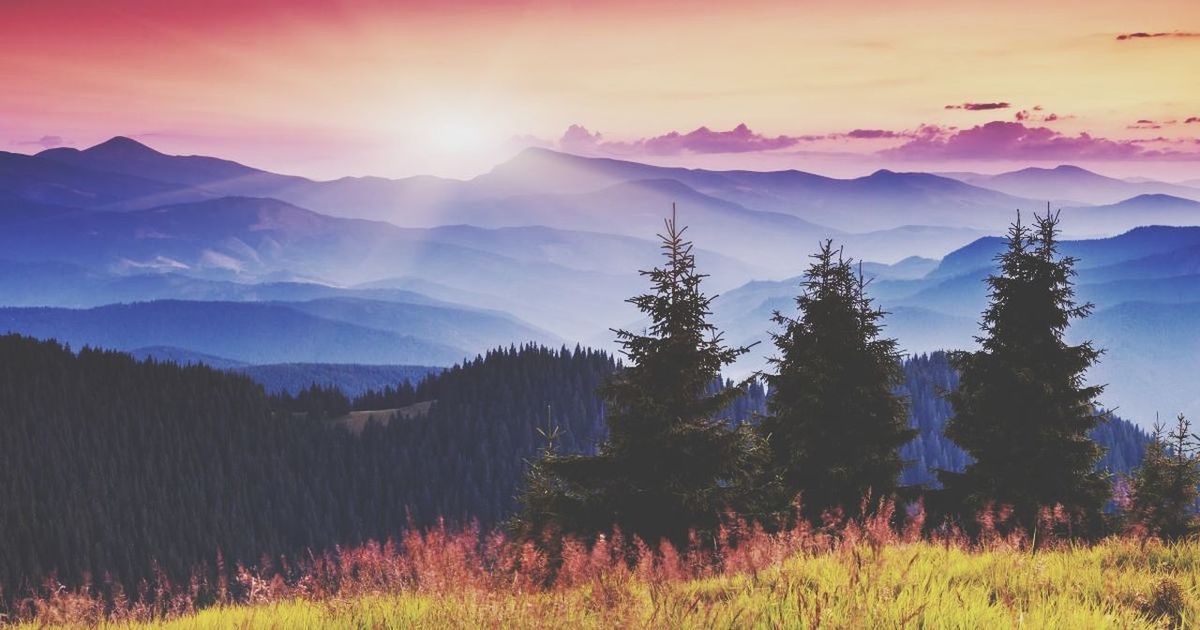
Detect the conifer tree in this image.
<box><xmin>759</xmin><ymin>241</ymin><xmax>914</xmax><ymax>522</ymax></box>
<box><xmin>1128</xmin><ymin>414</ymin><xmax>1200</xmax><ymax>540</ymax></box>
<box><xmin>515</xmin><ymin>208</ymin><xmax>765</xmax><ymax>545</ymax></box>
<box><xmin>941</xmin><ymin>211</ymin><xmax>1109</xmax><ymax>532</ymax></box>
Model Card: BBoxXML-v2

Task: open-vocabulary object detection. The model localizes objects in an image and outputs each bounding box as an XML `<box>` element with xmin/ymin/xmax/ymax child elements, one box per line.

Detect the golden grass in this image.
<box><xmin>25</xmin><ymin>538</ymin><xmax>1198</xmax><ymax>629</ymax></box>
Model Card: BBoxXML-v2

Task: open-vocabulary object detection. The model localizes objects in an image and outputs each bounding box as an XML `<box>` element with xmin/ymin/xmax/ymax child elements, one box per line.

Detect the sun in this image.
<box><xmin>426</xmin><ymin>113</ymin><xmax>491</xmax><ymax>154</ymax></box>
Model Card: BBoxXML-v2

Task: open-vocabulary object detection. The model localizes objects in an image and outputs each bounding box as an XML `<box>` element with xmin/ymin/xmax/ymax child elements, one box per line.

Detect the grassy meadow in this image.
<box><xmin>16</xmin><ymin>535</ymin><xmax>1199</xmax><ymax>629</ymax></box>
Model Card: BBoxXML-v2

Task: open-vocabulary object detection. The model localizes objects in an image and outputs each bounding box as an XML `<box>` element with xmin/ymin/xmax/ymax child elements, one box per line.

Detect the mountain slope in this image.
<box><xmin>0</xmin><ymin>149</ymin><xmax>207</xmax><ymax>209</ymax></box>
<box><xmin>0</xmin><ymin>301</ymin><xmax>470</xmax><ymax>365</ymax></box>
<box><xmin>470</xmin><ymin>148</ymin><xmax>1033</xmax><ymax>232</ymax></box>
<box><xmin>37</xmin><ymin>136</ymin><xmax>307</xmax><ymax>193</ymax></box>
<box><xmin>951</xmin><ymin>165</ymin><xmax>1200</xmax><ymax>205</ymax></box>
<box><xmin>277</xmin><ymin>297</ymin><xmax>560</xmax><ymax>352</ymax></box>
<box><xmin>0</xmin><ymin>196</ymin><xmax>645</xmax><ymax>338</ymax></box>
<box><xmin>1061</xmin><ymin>194</ymin><xmax>1200</xmax><ymax>234</ymax></box>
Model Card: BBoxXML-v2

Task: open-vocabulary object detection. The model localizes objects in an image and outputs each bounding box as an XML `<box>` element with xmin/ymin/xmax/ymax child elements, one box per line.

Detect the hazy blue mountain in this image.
<box><xmin>471</xmin><ymin>148</ymin><xmax>1033</xmax><ymax>233</ymax></box>
<box><xmin>950</xmin><ymin>165</ymin><xmax>1200</xmax><ymax>205</ymax></box>
<box><xmin>1081</xmin><ymin>245</ymin><xmax>1200</xmax><ymax>284</ymax></box>
<box><xmin>445</xmin><ymin>177</ymin><xmax>845</xmax><ymax>269</ymax></box>
<box><xmin>1076</xmin><ymin>274</ymin><xmax>1200</xmax><ymax>306</ymax></box>
<box><xmin>235</xmin><ymin>363</ymin><xmax>441</xmax><ymax>396</ymax></box>
<box><xmin>412</xmin><ymin>224</ymin><xmax>766</xmax><ymax>282</ymax></box>
<box><xmin>0</xmin><ymin>260</ymin><xmax>112</xmax><ymax>306</ymax></box>
<box><xmin>850</xmin><ymin>225</ymin><xmax>988</xmax><ymax>264</ymax></box>
<box><xmin>861</xmin><ymin>255</ymin><xmax>939</xmax><ymax>280</ymax></box>
<box><xmin>1073</xmin><ymin>301</ymin><xmax>1200</xmax><ymax>428</ymax></box>
<box><xmin>925</xmin><ymin>225</ymin><xmax>1200</xmax><ymax>282</ymax></box>
<box><xmin>428</xmin><ymin>175</ymin><xmax>983</xmax><ymax>265</ymax></box>
<box><xmin>753</xmin><ymin>168</ymin><xmax>1030</xmax><ymax>231</ymax></box>
<box><xmin>882</xmin><ymin>226</ymin><xmax>1200</xmax><ymax>320</ymax></box>
<box><xmin>1061</xmin><ymin>195</ymin><xmax>1200</xmax><ymax>235</ymax></box>
<box><xmin>0</xmin><ymin>260</ymin><xmax>478</xmax><ymax>310</ymax></box>
<box><xmin>0</xmin><ymin>301</ymin><xmax>471</xmax><ymax>365</ymax></box>
<box><xmin>0</xmin><ymin>195</ymin><xmax>647</xmax><ymax>337</ymax></box>
<box><xmin>275</xmin><ymin>297</ymin><xmax>560</xmax><ymax>352</ymax></box>
<box><xmin>126</xmin><ymin>346</ymin><xmax>443</xmax><ymax>395</ymax></box>
<box><xmin>127</xmin><ymin>345</ymin><xmax>249</xmax><ymax>369</ymax></box>
<box><xmin>37</xmin><ymin>136</ymin><xmax>307</xmax><ymax>194</ymax></box>
<box><xmin>0</xmin><ymin>149</ymin><xmax>208</xmax><ymax>209</ymax></box>
<box><xmin>34</xmin><ymin>136</ymin><xmax>463</xmax><ymax>222</ymax></box>
<box><xmin>0</xmin><ymin>194</ymin><xmax>83</xmax><ymax>225</ymax></box>
<box><xmin>0</xmin><ymin>293</ymin><xmax>557</xmax><ymax>365</ymax></box>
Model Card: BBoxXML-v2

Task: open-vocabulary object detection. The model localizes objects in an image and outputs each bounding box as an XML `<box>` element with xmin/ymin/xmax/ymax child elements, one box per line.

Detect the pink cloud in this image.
<box><xmin>536</xmin><ymin>120</ymin><xmax>1200</xmax><ymax>164</ymax></box>
<box><xmin>1014</xmin><ymin>110</ymin><xmax>1067</xmax><ymax>123</ymax></box>
<box><xmin>1116</xmin><ymin>31</ymin><xmax>1200</xmax><ymax>41</ymax></box>
<box><xmin>13</xmin><ymin>135</ymin><xmax>66</xmax><ymax>148</ymax></box>
<box><xmin>1186</xmin><ymin>117</ymin><xmax>1200</xmax><ymax>124</ymax></box>
<box><xmin>845</xmin><ymin>129</ymin><xmax>905</xmax><ymax>139</ymax></box>
<box><xmin>945</xmin><ymin>102</ymin><xmax>1010</xmax><ymax>111</ymax></box>
<box><xmin>556</xmin><ymin>123</ymin><xmax>819</xmax><ymax>156</ymax></box>
<box><xmin>882</xmin><ymin>121</ymin><xmax>1153</xmax><ymax>161</ymax></box>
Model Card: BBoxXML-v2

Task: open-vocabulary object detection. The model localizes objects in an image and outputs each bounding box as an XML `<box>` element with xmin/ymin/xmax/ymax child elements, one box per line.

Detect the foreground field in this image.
<box><xmin>22</xmin><ymin>538</ymin><xmax>1198</xmax><ymax>629</ymax></box>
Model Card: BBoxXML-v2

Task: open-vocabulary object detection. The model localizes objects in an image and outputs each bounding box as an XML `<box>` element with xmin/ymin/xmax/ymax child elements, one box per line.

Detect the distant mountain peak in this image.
<box><xmin>997</xmin><ymin>164</ymin><xmax>1104</xmax><ymax>180</ymax></box>
<box><xmin>505</xmin><ymin>145</ymin><xmax>580</xmax><ymax>164</ymax></box>
<box><xmin>85</xmin><ymin>135</ymin><xmax>162</xmax><ymax>157</ymax></box>
<box><xmin>1119</xmin><ymin>193</ymin><xmax>1200</xmax><ymax>206</ymax></box>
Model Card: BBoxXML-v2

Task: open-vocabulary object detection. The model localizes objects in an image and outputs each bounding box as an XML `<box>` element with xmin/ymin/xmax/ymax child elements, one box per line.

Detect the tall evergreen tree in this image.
<box><xmin>1128</xmin><ymin>414</ymin><xmax>1200</xmax><ymax>540</ymax></box>
<box><xmin>941</xmin><ymin>212</ymin><xmax>1109</xmax><ymax>532</ymax></box>
<box><xmin>515</xmin><ymin>208</ymin><xmax>765</xmax><ymax>545</ymax></box>
<box><xmin>759</xmin><ymin>241</ymin><xmax>914</xmax><ymax>522</ymax></box>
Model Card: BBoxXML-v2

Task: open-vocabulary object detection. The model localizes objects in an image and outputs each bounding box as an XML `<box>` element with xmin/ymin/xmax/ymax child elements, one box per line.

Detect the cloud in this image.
<box><xmin>1186</xmin><ymin>117</ymin><xmax>1200</xmax><ymax>124</ymax></box>
<box><xmin>1015</xmin><ymin>110</ymin><xmax>1068</xmax><ymax>123</ymax></box>
<box><xmin>945</xmin><ymin>102</ymin><xmax>1011</xmax><ymax>111</ymax></box>
<box><xmin>1116</xmin><ymin>31</ymin><xmax>1200</xmax><ymax>41</ymax></box>
<box><xmin>881</xmin><ymin>121</ymin><xmax>1162</xmax><ymax>161</ymax></box>
<box><xmin>13</xmin><ymin>135</ymin><xmax>66</xmax><ymax>148</ymax></box>
<box><xmin>845</xmin><ymin>129</ymin><xmax>905</xmax><ymax>139</ymax></box>
<box><xmin>556</xmin><ymin>123</ymin><xmax>819</xmax><ymax>156</ymax></box>
<box><xmin>535</xmin><ymin>120</ymin><xmax>1200</xmax><ymax>164</ymax></box>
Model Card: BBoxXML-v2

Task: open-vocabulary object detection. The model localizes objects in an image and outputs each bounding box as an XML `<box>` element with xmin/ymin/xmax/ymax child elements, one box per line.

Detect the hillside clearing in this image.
<box><xmin>333</xmin><ymin>400</ymin><xmax>434</xmax><ymax>434</ymax></box>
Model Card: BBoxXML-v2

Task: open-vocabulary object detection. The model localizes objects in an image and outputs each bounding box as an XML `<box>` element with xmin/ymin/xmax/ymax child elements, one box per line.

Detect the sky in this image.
<box><xmin>3</xmin><ymin>0</ymin><xmax>1200</xmax><ymax>180</ymax></box>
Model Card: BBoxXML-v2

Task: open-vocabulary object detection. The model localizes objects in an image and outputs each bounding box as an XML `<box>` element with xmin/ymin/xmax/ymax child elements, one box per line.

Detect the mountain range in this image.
<box><xmin>4</xmin><ymin>136</ymin><xmax>1200</xmax><ymax>428</ymax></box>
<box><xmin>0</xmin><ymin>297</ymin><xmax>556</xmax><ymax>366</ymax></box>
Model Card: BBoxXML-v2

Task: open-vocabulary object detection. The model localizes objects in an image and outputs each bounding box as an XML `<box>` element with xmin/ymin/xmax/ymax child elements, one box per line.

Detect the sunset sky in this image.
<box><xmin>3</xmin><ymin>0</ymin><xmax>1199</xmax><ymax>180</ymax></box>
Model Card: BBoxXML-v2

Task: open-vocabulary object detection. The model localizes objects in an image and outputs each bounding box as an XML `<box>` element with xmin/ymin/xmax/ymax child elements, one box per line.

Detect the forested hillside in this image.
<box><xmin>0</xmin><ymin>336</ymin><xmax>616</xmax><ymax>603</ymax></box>
<box><xmin>0</xmin><ymin>334</ymin><xmax>1147</xmax><ymax>606</ymax></box>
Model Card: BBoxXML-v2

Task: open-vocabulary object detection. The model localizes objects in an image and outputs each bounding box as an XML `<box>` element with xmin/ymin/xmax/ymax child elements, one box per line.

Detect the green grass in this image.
<box><xmin>26</xmin><ymin>539</ymin><xmax>1198</xmax><ymax>629</ymax></box>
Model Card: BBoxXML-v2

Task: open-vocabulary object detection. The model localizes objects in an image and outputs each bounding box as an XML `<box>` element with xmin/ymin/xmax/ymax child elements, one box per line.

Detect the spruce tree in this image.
<box><xmin>1128</xmin><ymin>414</ymin><xmax>1200</xmax><ymax>540</ymax></box>
<box><xmin>759</xmin><ymin>241</ymin><xmax>914</xmax><ymax>522</ymax></box>
<box><xmin>941</xmin><ymin>212</ymin><xmax>1109</xmax><ymax>532</ymax></box>
<box><xmin>515</xmin><ymin>208</ymin><xmax>765</xmax><ymax>545</ymax></box>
